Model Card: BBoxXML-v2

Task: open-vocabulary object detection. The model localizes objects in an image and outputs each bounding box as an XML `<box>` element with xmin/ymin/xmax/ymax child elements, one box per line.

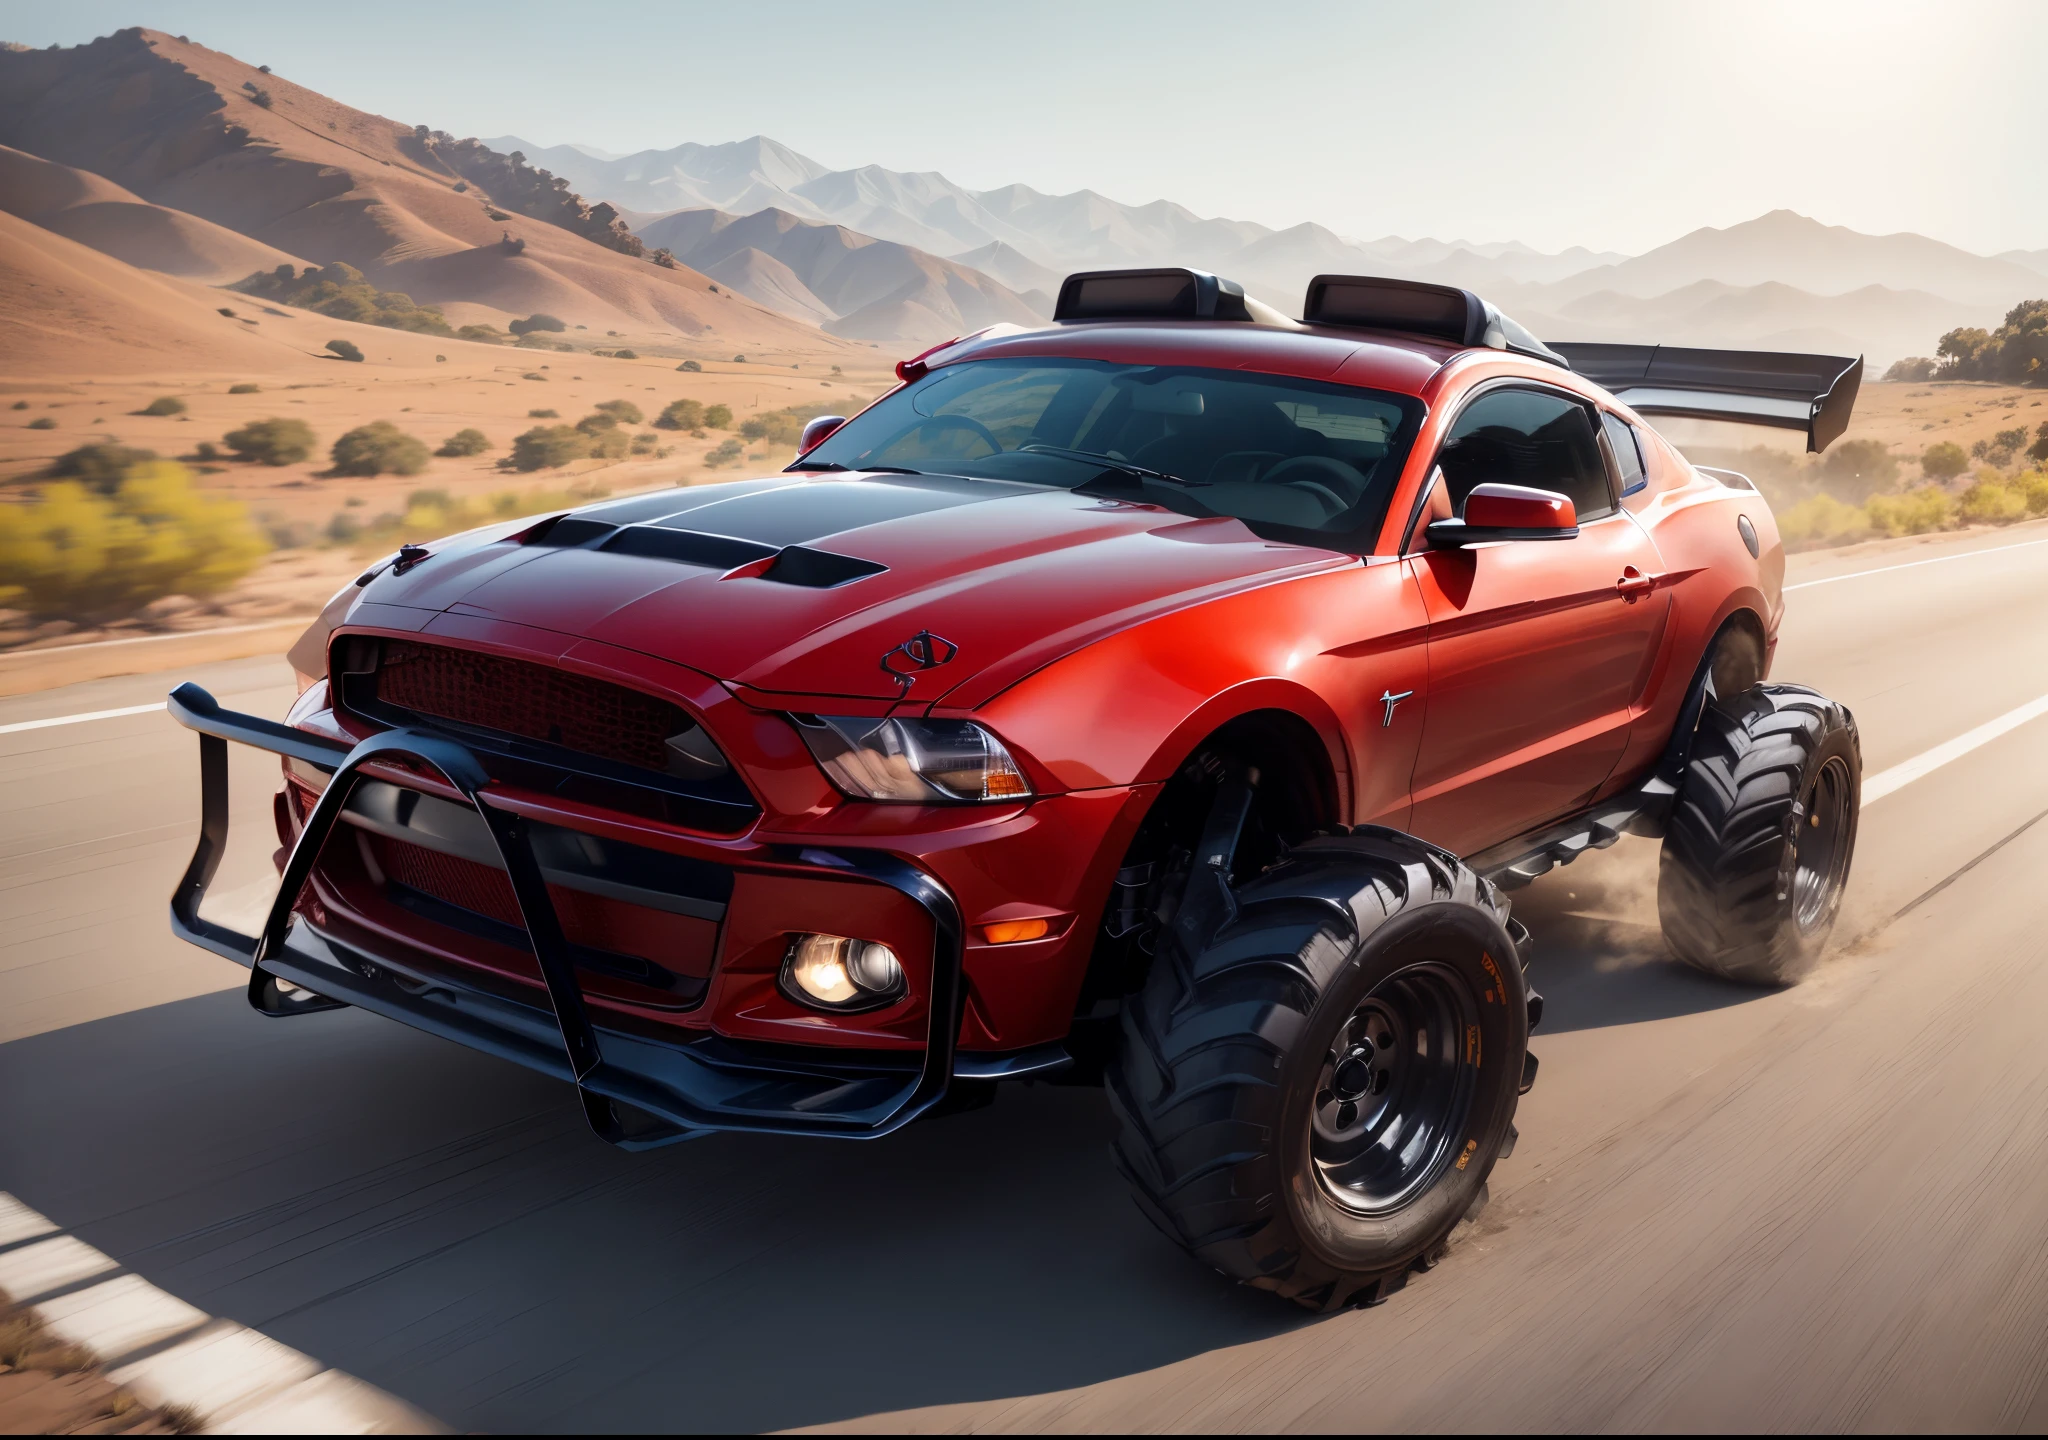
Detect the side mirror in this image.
<box><xmin>1427</xmin><ymin>483</ymin><xmax>1579</xmax><ymax>548</ymax></box>
<box><xmin>798</xmin><ymin>414</ymin><xmax>848</xmax><ymax>454</ymax></box>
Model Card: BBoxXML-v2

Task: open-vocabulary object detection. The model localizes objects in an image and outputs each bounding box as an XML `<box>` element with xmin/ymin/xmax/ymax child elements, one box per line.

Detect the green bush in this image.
<box><xmin>456</xmin><ymin>324</ymin><xmax>506</xmax><ymax>344</ymax></box>
<box><xmin>587</xmin><ymin>427</ymin><xmax>628</xmax><ymax>459</ymax></box>
<box><xmin>139</xmin><ymin>396</ymin><xmax>187</xmax><ymax>417</ymax></box>
<box><xmin>1920</xmin><ymin>441</ymin><xmax>1969</xmax><ymax>481</ymax></box>
<box><xmin>703</xmin><ymin>404</ymin><xmax>732</xmax><ymax>429</ymax></box>
<box><xmin>507</xmin><ymin>313</ymin><xmax>566</xmax><ymax>336</ymax></box>
<box><xmin>223</xmin><ymin>416</ymin><xmax>316</xmax><ymax>466</ymax></box>
<box><xmin>575</xmin><ymin>411</ymin><xmax>619</xmax><ymax>435</ymax></box>
<box><xmin>1866</xmin><ymin>486</ymin><xmax>1955</xmax><ymax>537</ymax></box>
<box><xmin>327</xmin><ymin>338</ymin><xmax>365</xmax><ymax>363</ymax></box>
<box><xmin>1958</xmin><ymin>476</ymin><xmax>2028</xmax><ymax>524</ymax></box>
<box><xmin>593</xmin><ymin>399</ymin><xmax>643</xmax><ymax>425</ymax></box>
<box><xmin>228</xmin><ymin>383</ymin><xmax>260</xmax><ymax>394</ymax></box>
<box><xmin>527</xmin><ymin>408</ymin><xmax>558</xmax><ymax>418</ymax></box>
<box><xmin>656</xmin><ymin>398</ymin><xmax>704</xmax><ymax>430</ymax></box>
<box><xmin>436</xmin><ymin>428</ymin><xmax>491</xmax><ymax>457</ymax></box>
<box><xmin>1818</xmin><ymin>438</ymin><xmax>1897</xmax><ymax>502</ymax></box>
<box><xmin>0</xmin><ymin>460</ymin><xmax>268</xmax><ymax>619</ymax></box>
<box><xmin>27</xmin><ymin>416</ymin><xmax>55</xmax><ymax>430</ymax></box>
<box><xmin>612</xmin><ymin>349</ymin><xmax>637</xmax><ymax>360</ymax></box>
<box><xmin>631</xmin><ymin>432</ymin><xmax>659</xmax><ymax>455</ymax></box>
<box><xmin>232</xmin><ymin>261</ymin><xmax>452</xmax><ymax>336</ymax></box>
<box><xmin>703</xmin><ymin>438</ymin><xmax>743</xmax><ymax>467</ymax></box>
<box><xmin>510</xmin><ymin>424</ymin><xmax>592</xmax><ymax>471</ymax></box>
<box><xmin>47</xmin><ymin>444</ymin><xmax>159</xmax><ymax>493</ymax></box>
<box><xmin>330</xmin><ymin>422</ymin><xmax>430</xmax><ymax>477</ymax></box>
<box><xmin>1779</xmin><ymin>494</ymin><xmax>1871</xmax><ymax>546</ymax></box>
<box><xmin>677</xmin><ymin>360</ymin><xmax>701</xmax><ymax>373</ymax></box>
<box><xmin>740</xmin><ymin>411</ymin><xmax>806</xmax><ymax>445</ymax></box>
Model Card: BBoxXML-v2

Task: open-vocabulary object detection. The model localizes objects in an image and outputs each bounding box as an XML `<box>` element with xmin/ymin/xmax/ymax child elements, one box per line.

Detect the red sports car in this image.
<box><xmin>170</xmin><ymin>269</ymin><xmax>1863</xmax><ymax>1310</ymax></box>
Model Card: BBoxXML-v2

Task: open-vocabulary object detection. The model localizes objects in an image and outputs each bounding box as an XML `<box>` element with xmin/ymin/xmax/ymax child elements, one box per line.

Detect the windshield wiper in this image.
<box><xmin>784</xmin><ymin>461</ymin><xmax>925</xmax><ymax>476</ymax></box>
<box><xmin>1019</xmin><ymin>444</ymin><xmax>1204</xmax><ymax>487</ymax></box>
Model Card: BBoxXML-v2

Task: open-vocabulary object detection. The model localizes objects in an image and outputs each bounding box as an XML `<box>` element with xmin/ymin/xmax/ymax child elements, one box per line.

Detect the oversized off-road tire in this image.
<box><xmin>1658</xmin><ymin>684</ymin><xmax>1861</xmax><ymax>986</ymax></box>
<box><xmin>1107</xmin><ymin>828</ymin><xmax>1533</xmax><ymax>1312</ymax></box>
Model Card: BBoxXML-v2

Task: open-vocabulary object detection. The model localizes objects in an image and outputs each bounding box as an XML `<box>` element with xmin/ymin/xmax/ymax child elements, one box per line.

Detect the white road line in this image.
<box><xmin>1864</xmin><ymin>692</ymin><xmax>2048</xmax><ymax>805</ymax></box>
<box><xmin>1786</xmin><ymin>533</ymin><xmax>2048</xmax><ymax>591</ymax></box>
<box><xmin>0</xmin><ymin>701</ymin><xmax>167</xmax><ymax>735</ymax></box>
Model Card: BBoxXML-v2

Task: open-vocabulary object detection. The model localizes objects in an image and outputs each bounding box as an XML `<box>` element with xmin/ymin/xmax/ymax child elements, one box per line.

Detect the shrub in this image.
<box><xmin>613</xmin><ymin>349</ymin><xmax>637</xmax><ymax>360</ymax></box>
<box><xmin>48</xmin><ymin>444</ymin><xmax>159</xmax><ymax>492</ymax></box>
<box><xmin>10</xmin><ymin>401</ymin><xmax>25</xmax><ymax>409</ymax></box>
<box><xmin>732</xmin><ymin>355</ymin><xmax>747</xmax><ymax>364</ymax></box>
<box><xmin>232</xmin><ymin>261</ymin><xmax>452</xmax><ymax>336</ymax></box>
<box><xmin>510</xmin><ymin>424</ymin><xmax>591</xmax><ymax>471</ymax></box>
<box><xmin>631</xmin><ymin>432</ymin><xmax>659</xmax><ymax>455</ymax></box>
<box><xmin>507</xmin><ymin>313</ymin><xmax>567</xmax><ymax>336</ymax></box>
<box><xmin>2016</xmin><ymin>469</ymin><xmax>2048</xmax><ymax>514</ymax></box>
<box><xmin>704</xmin><ymin>438</ymin><xmax>744</xmax><ymax>467</ymax></box>
<box><xmin>1920</xmin><ymin>441</ymin><xmax>1968</xmax><ymax>481</ymax></box>
<box><xmin>527</xmin><ymin>408</ymin><xmax>558</xmax><ymax>418</ymax></box>
<box><xmin>1883</xmin><ymin>357</ymin><xmax>1938</xmax><ymax>382</ymax></box>
<box><xmin>330</xmin><ymin>421</ymin><xmax>430</xmax><ymax>477</ymax></box>
<box><xmin>138</xmin><ymin>396</ymin><xmax>186</xmax><ymax>417</ymax></box>
<box><xmin>1866</xmin><ymin>485</ymin><xmax>1955</xmax><ymax>537</ymax></box>
<box><xmin>223</xmin><ymin>416</ymin><xmax>315</xmax><ymax>465</ymax></box>
<box><xmin>1958</xmin><ymin>473</ymin><xmax>2029</xmax><ymax>524</ymax></box>
<box><xmin>740</xmin><ymin>412</ymin><xmax>806</xmax><ymax>445</ymax></box>
<box><xmin>651</xmin><ymin>248</ymin><xmax>677</xmax><ymax>269</ymax></box>
<box><xmin>0</xmin><ymin>460</ymin><xmax>268</xmax><ymax>619</ymax></box>
<box><xmin>587</xmin><ymin>427</ymin><xmax>629</xmax><ymax>459</ymax></box>
<box><xmin>228</xmin><ymin>382</ymin><xmax>260</xmax><ymax>394</ymax></box>
<box><xmin>193</xmin><ymin>441</ymin><xmax>219</xmax><ymax>462</ymax></box>
<box><xmin>435</xmin><ymin>428</ymin><xmax>491</xmax><ymax>457</ymax></box>
<box><xmin>1816</xmin><ymin>437</ymin><xmax>1898</xmax><ymax>503</ymax></box>
<box><xmin>656</xmin><ymin>398</ymin><xmax>704</xmax><ymax>430</ymax></box>
<box><xmin>703</xmin><ymin>403</ymin><xmax>733</xmax><ymax>429</ymax></box>
<box><xmin>456</xmin><ymin>324</ymin><xmax>506</xmax><ymax>344</ymax></box>
<box><xmin>27</xmin><ymin>416</ymin><xmax>55</xmax><ymax>430</ymax></box>
<box><xmin>576</xmin><ymin>411</ymin><xmax>618</xmax><ymax>435</ymax></box>
<box><xmin>593</xmin><ymin>399</ymin><xmax>643</xmax><ymax>425</ymax></box>
<box><xmin>326</xmin><ymin>338</ymin><xmax>365</xmax><ymax>363</ymax></box>
<box><xmin>249</xmin><ymin>87</ymin><xmax>273</xmax><ymax>108</ymax></box>
<box><xmin>2031</xmin><ymin>423</ymin><xmax>2048</xmax><ymax>464</ymax></box>
<box><xmin>522</xmin><ymin>372</ymin><xmax>547</xmax><ymax>382</ymax></box>
<box><xmin>678</xmin><ymin>360</ymin><xmax>702</xmax><ymax>372</ymax></box>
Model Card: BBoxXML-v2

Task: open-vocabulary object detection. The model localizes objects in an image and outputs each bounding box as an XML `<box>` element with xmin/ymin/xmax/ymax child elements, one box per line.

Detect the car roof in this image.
<box><xmin>929</xmin><ymin>319</ymin><xmax>1468</xmax><ymax>397</ymax></box>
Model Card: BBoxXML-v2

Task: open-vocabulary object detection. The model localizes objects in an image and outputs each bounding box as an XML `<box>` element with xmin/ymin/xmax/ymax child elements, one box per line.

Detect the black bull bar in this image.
<box><xmin>164</xmin><ymin>682</ymin><xmax>1017</xmax><ymax>1149</ymax></box>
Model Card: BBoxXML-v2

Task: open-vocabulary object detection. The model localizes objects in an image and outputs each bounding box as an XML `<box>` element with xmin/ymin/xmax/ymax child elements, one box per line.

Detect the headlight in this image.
<box><xmin>794</xmin><ymin>715</ymin><xmax>1032</xmax><ymax>803</ymax></box>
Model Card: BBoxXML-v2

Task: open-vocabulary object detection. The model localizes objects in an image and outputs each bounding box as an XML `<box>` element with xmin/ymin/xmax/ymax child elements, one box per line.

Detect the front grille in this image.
<box><xmin>377</xmin><ymin>640</ymin><xmax>685</xmax><ymax>773</ymax></box>
<box><xmin>375</xmin><ymin>832</ymin><xmax>521</xmax><ymax>927</ymax></box>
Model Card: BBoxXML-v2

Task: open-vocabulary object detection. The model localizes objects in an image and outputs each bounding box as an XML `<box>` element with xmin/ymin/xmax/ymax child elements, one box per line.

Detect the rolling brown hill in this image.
<box><xmin>0</xmin><ymin>142</ymin><xmax>304</xmax><ymax>284</ymax></box>
<box><xmin>0</xmin><ymin>30</ymin><xmax>851</xmax><ymax>357</ymax></box>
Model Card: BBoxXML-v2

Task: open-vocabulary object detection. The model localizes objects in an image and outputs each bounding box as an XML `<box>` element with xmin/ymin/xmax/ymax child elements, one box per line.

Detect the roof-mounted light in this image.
<box><xmin>1302</xmin><ymin>275</ymin><xmax>1566</xmax><ymax>367</ymax></box>
<box><xmin>1054</xmin><ymin>267</ymin><xmax>1256</xmax><ymax>323</ymax></box>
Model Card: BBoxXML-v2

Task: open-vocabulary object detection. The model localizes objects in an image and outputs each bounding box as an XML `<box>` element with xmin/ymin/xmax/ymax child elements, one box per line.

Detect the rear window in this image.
<box><xmin>798</xmin><ymin>357</ymin><xmax>1425</xmax><ymax>550</ymax></box>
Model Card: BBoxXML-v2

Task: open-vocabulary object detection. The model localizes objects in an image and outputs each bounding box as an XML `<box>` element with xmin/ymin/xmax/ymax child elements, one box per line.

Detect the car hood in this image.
<box><xmin>357</xmin><ymin>472</ymin><xmax>1351</xmax><ymax>704</ymax></box>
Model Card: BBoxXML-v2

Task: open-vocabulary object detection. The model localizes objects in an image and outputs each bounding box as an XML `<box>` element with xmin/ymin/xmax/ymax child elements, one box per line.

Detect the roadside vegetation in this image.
<box><xmin>232</xmin><ymin>261</ymin><xmax>455</xmax><ymax>337</ymax></box>
<box><xmin>1888</xmin><ymin>300</ymin><xmax>2048</xmax><ymax>388</ymax></box>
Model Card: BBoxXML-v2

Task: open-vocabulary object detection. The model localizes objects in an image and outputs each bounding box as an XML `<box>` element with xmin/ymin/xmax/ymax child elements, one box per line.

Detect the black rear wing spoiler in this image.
<box><xmin>1552</xmin><ymin>342</ymin><xmax>1863</xmax><ymax>453</ymax></box>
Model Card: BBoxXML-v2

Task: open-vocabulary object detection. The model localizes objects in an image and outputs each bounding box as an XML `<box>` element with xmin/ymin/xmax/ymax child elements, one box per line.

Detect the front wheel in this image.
<box><xmin>1658</xmin><ymin>684</ymin><xmax>1862</xmax><ymax>985</ymax></box>
<box><xmin>1107</xmin><ymin>829</ymin><xmax>1533</xmax><ymax>1311</ymax></box>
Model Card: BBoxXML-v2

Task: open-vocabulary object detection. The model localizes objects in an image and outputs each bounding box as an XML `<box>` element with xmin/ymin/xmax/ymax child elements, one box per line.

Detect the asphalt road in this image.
<box><xmin>6</xmin><ymin>520</ymin><xmax>2048</xmax><ymax>1432</ymax></box>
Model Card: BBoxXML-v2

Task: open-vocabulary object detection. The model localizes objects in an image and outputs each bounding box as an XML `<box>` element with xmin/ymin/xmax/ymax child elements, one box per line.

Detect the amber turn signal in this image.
<box><xmin>981</xmin><ymin>918</ymin><xmax>1051</xmax><ymax>945</ymax></box>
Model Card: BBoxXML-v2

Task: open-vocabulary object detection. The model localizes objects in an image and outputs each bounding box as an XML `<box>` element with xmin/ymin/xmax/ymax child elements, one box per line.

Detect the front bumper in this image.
<box><xmin>166</xmin><ymin>683</ymin><xmax>1062</xmax><ymax>1148</ymax></box>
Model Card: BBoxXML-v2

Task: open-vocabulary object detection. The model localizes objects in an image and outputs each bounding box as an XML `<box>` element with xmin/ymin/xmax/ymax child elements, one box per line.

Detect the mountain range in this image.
<box><xmin>497</xmin><ymin>133</ymin><xmax>2044</xmax><ymax>361</ymax></box>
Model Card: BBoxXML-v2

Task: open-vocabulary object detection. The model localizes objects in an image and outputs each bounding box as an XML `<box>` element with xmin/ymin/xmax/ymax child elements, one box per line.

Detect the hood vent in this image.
<box><xmin>523</xmin><ymin>517</ymin><xmax>887</xmax><ymax>588</ymax></box>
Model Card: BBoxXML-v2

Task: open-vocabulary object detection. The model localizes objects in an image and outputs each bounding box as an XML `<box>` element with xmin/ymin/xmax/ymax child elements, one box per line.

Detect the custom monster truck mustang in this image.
<box><xmin>169</xmin><ymin>270</ymin><xmax>1863</xmax><ymax>1310</ymax></box>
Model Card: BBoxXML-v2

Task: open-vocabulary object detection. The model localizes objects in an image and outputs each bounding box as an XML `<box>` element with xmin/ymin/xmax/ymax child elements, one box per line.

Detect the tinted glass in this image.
<box><xmin>1437</xmin><ymin>388</ymin><xmax>1612</xmax><ymax>520</ymax></box>
<box><xmin>1601</xmin><ymin>412</ymin><xmax>1647</xmax><ymax>496</ymax></box>
<box><xmin>800</xmin><ymin>358</ymin><xmax>1424</xmax><ymax>546</ymax></box>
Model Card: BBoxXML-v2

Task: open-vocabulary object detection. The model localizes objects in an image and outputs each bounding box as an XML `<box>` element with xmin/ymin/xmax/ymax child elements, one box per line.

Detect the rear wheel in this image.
<box><xmin>1108</xmin><ymin>828</ymin><xmax>1533</xmax><ymax>1311</ymax></box>
<box><xmin>1658</xmin><ymin>684</ymin><xmax>1861</xmax><ymax>985</ymax></box>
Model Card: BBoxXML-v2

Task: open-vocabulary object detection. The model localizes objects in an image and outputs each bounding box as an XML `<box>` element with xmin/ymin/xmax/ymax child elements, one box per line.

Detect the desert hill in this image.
<box><xmin>0</xmin><ymin>142</ymin><xmax>303</xmax><ymax>284</ymax></box>
<box><xmin>0</xmin><ymin>32</ymin><xmax>851</xmax><ymax>358</ymax></box>
<box><xmin>632</xmin><ymin>207</ymin><xmax>1047</xmax><ymax>344</ymax></box>
<box><xmin>0</xmin><ymin>206</ymin><xmax>457</xmax><ymax>375</ymax></box>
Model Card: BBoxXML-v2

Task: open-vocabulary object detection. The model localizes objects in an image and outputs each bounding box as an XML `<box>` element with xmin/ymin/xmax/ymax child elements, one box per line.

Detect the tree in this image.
<box><xmin>435</xmin><ymin>429</ymin><xmax>491</xmax><ymax>457</ymax></box>
<box><xmin>2030</xmin><ymin>422</ymin><xmax>2048</xmax><ymax>464</ymax></box>
<box><xmin>326</xmin><ymin>338</ymin><xmax>365</xmax><ymax>363</ymax></box>
<box><xmin>1883</xmin><ymin>357</ymin><xmax>1938</xmax><ymax>383</ymax></box>
<box><xmin>1920</xmin><ymin>441</ymin><xmax>1968</xmax><ymax>482</ymax></box>
<box><xmin>656</xmin><ymin>399</ymin><xmax>704</xmax><ymax>430</ymax></box>
<box><xmin>223</xmin><ymin>417</ymin><xmax>316</xmax><ymax>466</ymax></box>
<box><xmin>330</xmin><ymin>422</ymin><xmax>430</xmax><ymax>477</ymax></box>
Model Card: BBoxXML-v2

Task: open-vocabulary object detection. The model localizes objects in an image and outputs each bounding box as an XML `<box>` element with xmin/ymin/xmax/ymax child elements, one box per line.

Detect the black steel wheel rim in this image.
<box><xmin>1792</xmin><ymin>755</ymin><xmax>1854</xmax><ymax>933</ymax></box>
<box><xmin>1310</xmin><ymin>962</ymin><xmax>1478</xmax><ymax>1216</ymax></box>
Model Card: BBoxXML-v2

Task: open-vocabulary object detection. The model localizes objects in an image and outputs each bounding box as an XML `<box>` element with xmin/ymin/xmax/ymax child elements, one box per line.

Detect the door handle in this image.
<box><xmin>1615</xmin><ymin>565</ymin><xmax>1658</xmax><ymax>601</ymax></box>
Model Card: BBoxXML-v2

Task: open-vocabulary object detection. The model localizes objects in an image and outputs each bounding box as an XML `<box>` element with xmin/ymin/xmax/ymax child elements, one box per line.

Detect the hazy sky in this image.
<box><xmin>3</xmin><ymin>0</ymin><xmax>2041</xmax><ymax>257</ymax></box>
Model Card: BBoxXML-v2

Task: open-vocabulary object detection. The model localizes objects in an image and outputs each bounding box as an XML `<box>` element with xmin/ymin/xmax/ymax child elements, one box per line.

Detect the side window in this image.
<box><xmin>1601</xmin><ymin>412</ymin><xmax>1647</xmax><ymax>497</ymax></box>
<box><xmin>1437</xmin><ymin>388</ymin><xmax>1615</xmax><ymax>522</ymax></box>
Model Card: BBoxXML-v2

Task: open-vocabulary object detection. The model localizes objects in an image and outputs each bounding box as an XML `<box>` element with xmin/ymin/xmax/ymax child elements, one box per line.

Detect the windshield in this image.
<box><xmin>798</xmin><ymin>358</ymin><xmax>1425</xmax><ymax>547</ymax></box>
